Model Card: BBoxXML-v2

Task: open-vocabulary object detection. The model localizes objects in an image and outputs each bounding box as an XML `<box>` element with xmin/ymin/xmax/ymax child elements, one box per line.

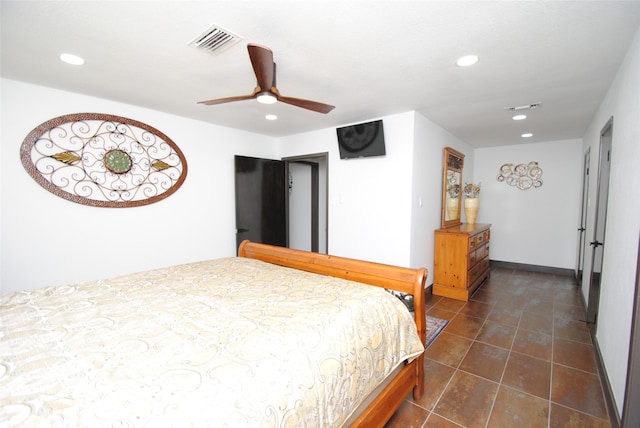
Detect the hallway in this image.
<box><xmin>386</xmin><ymin>267</ymin><xmax>612</xmax><ymax>427</ymax></box>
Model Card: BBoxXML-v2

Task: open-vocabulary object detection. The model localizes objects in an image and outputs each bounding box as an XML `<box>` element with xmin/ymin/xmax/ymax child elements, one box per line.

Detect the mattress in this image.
<box><xmin>0</xmin><ymin>257</ymin><xmax>424</xmax><ymax>427</ymax></box>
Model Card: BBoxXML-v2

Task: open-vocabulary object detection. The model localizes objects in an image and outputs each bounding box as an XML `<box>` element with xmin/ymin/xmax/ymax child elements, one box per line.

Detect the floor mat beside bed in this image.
<box><xmin>425</xmin><ymin>315</ymin><xmax>448</xmax><ymax>348</ymax></box>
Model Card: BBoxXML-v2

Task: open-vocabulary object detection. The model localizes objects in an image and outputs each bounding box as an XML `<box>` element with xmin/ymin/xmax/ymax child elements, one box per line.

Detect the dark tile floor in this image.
<box><xmin>386</xmin><ymin>267</ymin><xmax>613</xmax><ymax>428</ymax></box>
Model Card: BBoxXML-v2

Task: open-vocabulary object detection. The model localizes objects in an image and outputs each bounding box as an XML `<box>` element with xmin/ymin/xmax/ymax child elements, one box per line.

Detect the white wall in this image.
<box><xmin>2</xmin><ymin>97</ymin><xmax>448</xmax><ymax>292</ymax></box>
<box><xmin>3</xmin><ymin>80</ymin><xmax>466</xmax><ymax>293</ymax></box>
<box><xmin>1</xmin><ymin>79</ymin><xmax>277</xmax><ymax>293</ymax></box>
<box><xmin>279</xmin><ymin>111</ymin><xmax>476</xmax><ymax>286</ymax></box>
<box><xmin>410</xmin><ymin>112</ymin><xmax>474</xmax><ymax>284</ymax></box>
<box><xmin>581</xmin><ymin>27</ymin><xmax>640</xmax><ymax>416</ymax></box>
<box><xmin>278</xmin><ymin>112</ymin><xmax>416</xmax><ymax>268</ymax></box>
<box><xmin>474</xmin><ymin>139</ymin><xmax>583</xmax><ymax>269</ymax></box>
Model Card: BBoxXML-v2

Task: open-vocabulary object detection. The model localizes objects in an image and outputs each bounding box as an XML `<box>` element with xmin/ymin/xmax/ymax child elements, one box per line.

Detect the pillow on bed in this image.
<box><xmin>386</xmin><ymin>290</ymin><xmax>415</xmax><ymax>313</ymax></box>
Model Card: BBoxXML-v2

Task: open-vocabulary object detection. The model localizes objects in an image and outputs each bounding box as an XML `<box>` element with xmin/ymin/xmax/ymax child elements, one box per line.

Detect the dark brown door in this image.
<box><xmin>234</xmin><ymin>156</ymin><xmax>287</xmax><ymax>252</ymax></box>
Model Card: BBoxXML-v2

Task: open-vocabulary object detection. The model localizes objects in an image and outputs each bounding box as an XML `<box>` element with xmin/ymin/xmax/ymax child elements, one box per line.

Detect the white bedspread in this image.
<box><xmin>0</xmin><ymin>257</ymin><xmax>423</xmax><ymax>427</ymax></box>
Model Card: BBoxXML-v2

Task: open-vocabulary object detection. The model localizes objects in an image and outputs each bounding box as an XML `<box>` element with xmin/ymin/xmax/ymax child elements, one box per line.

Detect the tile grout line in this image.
<box><xmin>423</xmin><ymin>296</ymin><xmax>485</xmax><ymax>426</ymax></box>
<box><xmin>423</xmin><ymin>299</ymin><xmax>468</xmax><ymax>423</ymax></box>
<box><xmin>416</xmin><ymin>298</ymin><xmax>460</xmax><ymax>423</ymax></box>
<box><xmin>483</xmin><ymin>283</ymin><xmax>523</xmax><ymax>428</ymax></box>
<box><xmin>548</xmin><ymin>291</ymin><xmax>556</xmax><ymax>428</ymax></box>
<box><xmin>404</xmin><ymin>270</ymin><xmax>611</xmax><ymax>428</ymax></box>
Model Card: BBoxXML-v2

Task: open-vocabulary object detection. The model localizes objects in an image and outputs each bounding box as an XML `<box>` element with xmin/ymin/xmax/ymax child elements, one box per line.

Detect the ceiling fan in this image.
<box><xmin>198</xmin><ymin>43</ymin><xmax>335</xmax><ymax>114</ymax></box>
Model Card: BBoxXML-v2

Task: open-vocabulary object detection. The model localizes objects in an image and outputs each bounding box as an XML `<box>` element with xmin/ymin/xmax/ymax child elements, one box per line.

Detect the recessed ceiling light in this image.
<box><xmin>513</xmin><ymin>114</ymin><xmax>527</xmax><ymax>121</ymax></box>
<box><xmin>59</xmin><ymin>53</ymin><xmax>85</xmax><ymax>65</ymax></box>
<box><xmin>456</xmin><ymin>55</ymin><xmax>479</xmax><ymax>67</ymax></box>
<box><xmin>521</xmin><ymin>133</ymin><xmax>533</xmax><ymax>138</ymax></box>
<box><xmin>265</xmin><ymin>114</ymin><xmax>277</xmax><ymax>121</ymax></box>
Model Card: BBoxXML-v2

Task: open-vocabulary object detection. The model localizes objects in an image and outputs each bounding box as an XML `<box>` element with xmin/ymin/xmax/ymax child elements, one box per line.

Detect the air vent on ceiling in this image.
<box><xmin>189</xmin><ymin>24</ymin><xmax>242</xmax><ymax>54</ymax></box>
<box><xmin>504</xmin><ymin>103</ymin><xmax>542</xmax><ymax>112</ymax></box>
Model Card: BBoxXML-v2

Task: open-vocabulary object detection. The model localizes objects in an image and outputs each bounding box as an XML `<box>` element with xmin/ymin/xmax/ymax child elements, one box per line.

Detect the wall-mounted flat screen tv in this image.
<box><xmin>336</xmin><ymin>119</ymin><xmax>386</xmax><ymax>159</ymax></box>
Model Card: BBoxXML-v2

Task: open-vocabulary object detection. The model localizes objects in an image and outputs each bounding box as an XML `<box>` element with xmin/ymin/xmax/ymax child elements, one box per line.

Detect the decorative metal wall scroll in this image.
<box><xmin>496</xmin><ymin>161</ymin><xmax>543</xmax><ymax>190</ymax></box>
<box><xmin>21</xmin><ymin>113</ymin><xmax>187</xmax><ymax>207</ymax></box>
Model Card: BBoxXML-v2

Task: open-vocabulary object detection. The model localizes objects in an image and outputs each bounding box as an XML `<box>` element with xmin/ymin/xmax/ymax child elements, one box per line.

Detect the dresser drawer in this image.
<box><xmin>469</xmin><ymin>230</ymin><xmax>490</xmax><ymax>251</ymax></box>
<box><xmin>468</xmin><ymin>256</ymin><xmax>490</xmax><ymax>286</ymax></box>
<box><xmin>476</xmin><ymin>231</ymin><xmax>490</xmax><ymax>246</ymax></box>
<box><xmin>476</xmin><ymin>243</ymin><xmax>489</xmax><ymax>261</ymax></box>
<box><xmin>468</xmin><ymin>260</ymin><xmax>484</xmax><ymax>285</ymax></box>
<box><xmin>469</xmin><ymin>249</ymin><xmax>477</xmax><ymax>266</ymax></box>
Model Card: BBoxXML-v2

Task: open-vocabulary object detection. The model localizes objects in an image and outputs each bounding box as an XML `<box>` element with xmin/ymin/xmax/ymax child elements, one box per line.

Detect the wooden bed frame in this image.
<box><xmin>238</xmin><ymin>240</ymin><xmax>427</xmax><ymax>426</ymax></box>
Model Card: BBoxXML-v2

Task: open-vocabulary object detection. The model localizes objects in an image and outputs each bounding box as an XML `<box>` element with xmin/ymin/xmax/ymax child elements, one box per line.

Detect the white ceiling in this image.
<box><xmin>2</xmin><ymin>1</ymin><xmax>640</xmax><ymax>148</ymax></box>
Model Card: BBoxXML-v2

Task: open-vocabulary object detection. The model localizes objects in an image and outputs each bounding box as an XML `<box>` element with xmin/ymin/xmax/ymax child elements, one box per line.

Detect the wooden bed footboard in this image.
<box><xmin>238</xmin><ymin>240</ymin><xmax>428</xmax><ymax>426</ymax></box>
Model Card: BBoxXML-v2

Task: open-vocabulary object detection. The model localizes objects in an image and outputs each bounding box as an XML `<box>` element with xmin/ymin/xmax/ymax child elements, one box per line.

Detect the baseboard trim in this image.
<box><xmin>592</xmin><ymin>334</ymin><xmax>622</xmax><ymax>428</ymax></box>
<box><xmin>490</xmin><ymin>260</ymin><xmax>574</xmax><ymax>277</ymax></box>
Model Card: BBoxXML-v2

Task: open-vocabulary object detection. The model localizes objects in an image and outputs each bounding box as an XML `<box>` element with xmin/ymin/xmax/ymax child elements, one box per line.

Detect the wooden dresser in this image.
<box><xmin>433</xmin><ymin>223</ymin><xmax>491</xmax><ymax>301</ymax></box>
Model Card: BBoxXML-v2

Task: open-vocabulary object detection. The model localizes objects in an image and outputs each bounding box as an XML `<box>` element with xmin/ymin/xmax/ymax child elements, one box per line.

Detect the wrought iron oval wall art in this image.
<box><xmin>20</xmin><ymin>113</ymin><xmax>187</xmax><ymax>207</ymax></box>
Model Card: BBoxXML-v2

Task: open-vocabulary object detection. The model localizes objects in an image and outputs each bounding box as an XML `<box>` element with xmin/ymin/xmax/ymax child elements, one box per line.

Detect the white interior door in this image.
<box><xmin>622</xmin><ymin>234</ymin><xmax>640</xmax><ymax>427</ymax></box>
<box><xmin>575</xmin><ymin>149</ymin><xmax>590</xmax><ymax>282</ymax></box>
<box><xmin>288</xmin><ymin>162</ymin><xmax>313</xmax><ymax>251</ymax></box>
<box><xmin>586</xmin><ymin>118</ymin><xmax>613</xmax><ymax>326</ymax></box>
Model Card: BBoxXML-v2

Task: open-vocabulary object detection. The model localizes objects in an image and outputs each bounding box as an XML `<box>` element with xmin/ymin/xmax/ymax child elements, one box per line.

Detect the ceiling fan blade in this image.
<box><xmin>198</xmin><ymin>92</ymin><xmax>257</xmax><ymax>106</ymax></box>
<box><xmin>247</xmin><ymin>43</ymin><xmax>274</xmax><ymax>90</ymax></box>
<box><xmin>277</xmin><ymin>94</ymin><xmax>335</xmax><ymax>114</ymax></box>
<box><xmin>199</xmin><ymin>44</ymin><xmax>334</xmax><ymax>114</ymax></box>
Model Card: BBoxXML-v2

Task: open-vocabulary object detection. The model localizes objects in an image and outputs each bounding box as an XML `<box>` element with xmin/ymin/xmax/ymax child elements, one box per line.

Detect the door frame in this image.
<box><xmin>622</xmin><ymin>233</ymin><xmax>640</xmax><ymax>427</ymax></box>
<box><xmin>586</xmin><ymin>117</ymin><xmax>613</xmax><ymax>326</ymax></box>
<box><xmin>287</xmin><ymin>161</ymin><xmax>319</xmax><ymax>252</ymax></box>
<box><xmin>575</xmin><ymin>148</ymin><xmax>590</xmax><ymax>283</ymax></box>
<box><xmin>283</xmin><ymin>152</ymin><xmax>329</xmax><ymax>254</ymax></box>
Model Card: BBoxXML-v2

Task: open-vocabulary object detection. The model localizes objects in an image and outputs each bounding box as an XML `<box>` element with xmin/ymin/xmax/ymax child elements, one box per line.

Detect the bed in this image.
<box><xmin>1</xmin><ymin>240</ymin><xmax>427</xmax><ymax>427</ymax></box>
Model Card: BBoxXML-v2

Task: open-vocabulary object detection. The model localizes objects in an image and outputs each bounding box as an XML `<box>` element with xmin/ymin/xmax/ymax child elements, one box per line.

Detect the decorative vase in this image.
<box><xmin>446</xmin><ymin>198</ymin><xmax>459</xmax><ymax>220</ymax></box>
<box><xmin>464</xmin><ymin>197</ymin><xmax>480</xmax><ymax>224</ymax></box>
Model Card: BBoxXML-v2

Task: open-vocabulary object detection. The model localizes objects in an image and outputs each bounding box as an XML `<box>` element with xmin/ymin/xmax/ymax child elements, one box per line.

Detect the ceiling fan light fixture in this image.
<box><xmin>521</xmin><ymin>133</ymin><xmax>533</xmax><ymax>138</ymax></box>
<box><xmin>257</xmin><ymin>92</ymin><xmax>277</xmax><ymax>104</ymax></box>
<box><xmin>513</xmin><ymin>114</ymin><xmax>527</xmax><ymax>120</ymax></box>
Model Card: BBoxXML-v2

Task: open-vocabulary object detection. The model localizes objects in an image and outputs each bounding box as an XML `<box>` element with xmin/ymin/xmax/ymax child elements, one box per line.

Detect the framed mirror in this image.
<box><xmin>441</xmin><ymin>147</ymin><xmax>465</xmax><ymax>228</ymax></box>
